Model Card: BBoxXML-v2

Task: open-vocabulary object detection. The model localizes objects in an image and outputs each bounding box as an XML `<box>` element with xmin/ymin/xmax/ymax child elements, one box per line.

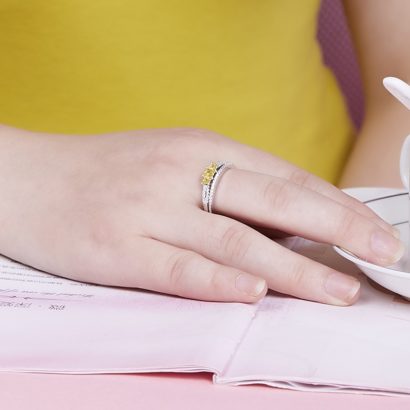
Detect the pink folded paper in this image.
<box><xmin>1</xmin><ymin>187</ymin><xmax>409</xmax><ymax>396</ymax></box>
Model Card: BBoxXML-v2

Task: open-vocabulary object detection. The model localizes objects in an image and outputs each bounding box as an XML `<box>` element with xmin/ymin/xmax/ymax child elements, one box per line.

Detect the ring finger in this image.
<box><xmin>211</xmin><ymin>168</ymin><xmax>404</xmax><ymax>266</ymax></box>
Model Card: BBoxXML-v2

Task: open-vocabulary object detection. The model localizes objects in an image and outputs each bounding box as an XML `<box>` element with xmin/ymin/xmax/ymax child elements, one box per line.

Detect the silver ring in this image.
<box><xmin>201</xmin><ymin>161</ymin><xmax>234</xmax><ymax>213</ymax></box>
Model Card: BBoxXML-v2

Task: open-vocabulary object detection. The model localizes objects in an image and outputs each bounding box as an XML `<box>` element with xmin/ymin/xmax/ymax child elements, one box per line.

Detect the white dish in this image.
<box><xmin>342</xmin><ymin>78</ymin><xmax>410</xmax><ymax>298</ymax></box>
<box><xmin>334</xmin><ymin>192</ymin><xmax>410</xmax><ymax>299</ymax></box>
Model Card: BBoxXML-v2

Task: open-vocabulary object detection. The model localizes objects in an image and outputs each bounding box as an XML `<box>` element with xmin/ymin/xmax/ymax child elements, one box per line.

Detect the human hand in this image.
<box><xmin>0</xmin><ymin>126</ymin><xmax>403</xmax><ymax>305</ymax></box>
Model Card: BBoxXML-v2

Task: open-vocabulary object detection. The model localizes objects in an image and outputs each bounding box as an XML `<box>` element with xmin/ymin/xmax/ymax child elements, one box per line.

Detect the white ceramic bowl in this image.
<box><xmin>334</xmin><ymin>192</ymin><xmax>410</xmax><ymax>299</ymax></box>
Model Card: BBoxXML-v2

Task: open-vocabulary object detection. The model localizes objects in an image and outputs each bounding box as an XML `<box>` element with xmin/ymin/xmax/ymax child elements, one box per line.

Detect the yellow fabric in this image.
<box><xmin>0</xmin><ymin>0</ymin><xmax>353</xmax><ymax>182</ymax></box>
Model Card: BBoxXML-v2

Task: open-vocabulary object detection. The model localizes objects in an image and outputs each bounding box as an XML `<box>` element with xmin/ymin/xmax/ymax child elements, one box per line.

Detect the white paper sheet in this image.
<box><xmin>217</xmin><ymin>237</ymin><xmax>410</xmax><ymax>395</ymax></box>
<box><xmin>0</xmin><ymin>255</ymin><xmax>256</xmax><ymax>373</ymax></box>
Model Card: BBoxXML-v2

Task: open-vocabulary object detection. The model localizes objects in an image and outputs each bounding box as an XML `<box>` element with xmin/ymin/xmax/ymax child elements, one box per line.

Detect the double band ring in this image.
<box><xmin>201</xmin><ymin>161</ymin><xmax>234</xmax><ymax>213</ymax></box>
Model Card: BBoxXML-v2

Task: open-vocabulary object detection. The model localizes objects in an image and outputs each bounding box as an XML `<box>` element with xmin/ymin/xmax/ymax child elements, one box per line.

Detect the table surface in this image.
<box><xmin>3</xmin><ymin>371</ymin><xmax>410</xmax><ymax>410</ymax></box>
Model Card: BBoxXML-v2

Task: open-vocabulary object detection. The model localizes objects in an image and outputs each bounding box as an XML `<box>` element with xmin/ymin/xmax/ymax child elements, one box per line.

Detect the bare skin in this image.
<box><xmin>0</xmin><ymin>125</ymin><xmax>403</xmax><ymax>306</ymax></box>
<box><xmin>341</xmin><ymin>0</ymin><xmax>410</xmax><ymax>187</ymax></box>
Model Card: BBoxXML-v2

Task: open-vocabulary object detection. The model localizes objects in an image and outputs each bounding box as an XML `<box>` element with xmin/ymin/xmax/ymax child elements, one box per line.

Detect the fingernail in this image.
<box><xmin>236</xmin><ymin>274</ymin><xmax>266</xmax><ymax>297</ymax></box>
<box><xmin>392</xmin><ymin>227</ymin><xmax>401</xmax><ymax>239</ymax></box>
<box><xmin>325</xmin><ymin>273</ymin><xmax>360</xmax><ymax>304</ymax></box>
<box><xmin>370</xmin><ymin>230</ymin><xmax>405</xmax><ymax>264</ymax></box>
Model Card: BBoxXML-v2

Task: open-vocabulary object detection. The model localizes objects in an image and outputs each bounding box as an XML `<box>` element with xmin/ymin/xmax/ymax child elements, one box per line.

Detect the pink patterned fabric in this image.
<box><xmin>317</xmin><ymin>0</ymin><xmax>364</xmax><ymax>129</ymax></box>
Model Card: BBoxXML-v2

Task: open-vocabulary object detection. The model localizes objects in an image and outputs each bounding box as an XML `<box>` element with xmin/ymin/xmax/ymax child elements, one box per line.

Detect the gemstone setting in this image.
<box><xmin>201</xmin><ymin>162</ymin><xmax>218</xmax><ymax>185</ymax></box>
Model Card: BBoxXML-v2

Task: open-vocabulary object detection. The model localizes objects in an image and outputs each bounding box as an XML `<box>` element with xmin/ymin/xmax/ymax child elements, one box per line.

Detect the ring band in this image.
<box><xmin>201</xmin><ymin>161</ymin><xmax>234</xmax><ymax>213</ymax></box>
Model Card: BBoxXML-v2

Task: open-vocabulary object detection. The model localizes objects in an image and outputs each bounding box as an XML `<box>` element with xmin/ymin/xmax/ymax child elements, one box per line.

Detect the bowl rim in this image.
<box><xmin>333</xmin><ymin>192</ymin><xmax>410</xmax><ymax>277</ymax></box>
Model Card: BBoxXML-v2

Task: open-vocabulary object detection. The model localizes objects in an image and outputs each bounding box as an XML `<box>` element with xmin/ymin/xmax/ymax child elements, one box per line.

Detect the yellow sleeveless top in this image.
<box><xmin>0</xmin><ymin>0</ymin><xmax>352</xmax><ymax>183</ymax></box>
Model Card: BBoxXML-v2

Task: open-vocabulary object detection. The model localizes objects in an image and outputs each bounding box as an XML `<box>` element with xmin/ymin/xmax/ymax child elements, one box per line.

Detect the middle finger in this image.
<box><xmin>150</xmin><ymin>208</ymin><xmax>360</xmax><ymax>305</ymax></box>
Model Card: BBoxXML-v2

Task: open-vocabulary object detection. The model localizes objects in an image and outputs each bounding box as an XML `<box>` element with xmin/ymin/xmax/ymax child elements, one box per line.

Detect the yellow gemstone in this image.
<box><xmin>201</xmin><ymin>162</ymin><xmax>218</xmax><ymax>185</ymax></box>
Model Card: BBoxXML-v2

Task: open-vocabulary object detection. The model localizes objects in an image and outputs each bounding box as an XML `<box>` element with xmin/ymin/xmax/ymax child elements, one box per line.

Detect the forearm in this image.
<box><xmin>339</xmin><ymin>102</ymin><xmax>410</xmax><ymax>188</ymax></box>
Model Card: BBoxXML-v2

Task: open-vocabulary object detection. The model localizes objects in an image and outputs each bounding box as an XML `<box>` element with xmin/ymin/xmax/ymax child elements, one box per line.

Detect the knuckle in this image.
<box><xmin>144</xmin><ymin>128</ymin><xmax>223</xmax><ymax>168</ymax></box>
<box><xmin>262</xmin><ymin>178</ymin><xmax>294</xmax><ymax>215</ymax></box>
<box><xmin>183</xmin><ymin>128</ymin><xmax>226</xmax><ymax>150</ymax></box>
<box><xmin>287</xmin><ymin>168</ymin><xmax>313</xmax><ymax>189</ymax></box>
<box><xmin>288</xmin><ymin>262</ymin><xmax>309</xmax><ymax>292</ymax></box>
<box><xmin>182</xmin><ymin>127</ymin><xmax>214</xmax><ymax>137</ymax></box>
<box><xmin>87</xmin><ymin>216</ymin><xmax>117</xmax><ymax>250</ymax></box>
<box><xmin>220</xmin><ymin>225</ymin><xmax>251</xmax><ymax>264</ymax></box>
<box><xmin>169</xmin><ymin>127</ymin><xmax>221</xmax><ymax>144</ymax></box>
<box><xmin>141</xmin><ymin>144</ymin><xmax>179</xmax><ymax>172</ymax></box>
<box><xmin>167</xmin><ymin>252</ymin><xmax>196</xmax><ymax>292</ymax></box>
<box><xmin>333</xmin><ymin>209</ymin><xmax>359</xmax><ymax>243</ymax></box>
<box><xmin>207</xmin><ymin>266</ymin><xmax>224</xmax><ymax>293</ymax></box>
